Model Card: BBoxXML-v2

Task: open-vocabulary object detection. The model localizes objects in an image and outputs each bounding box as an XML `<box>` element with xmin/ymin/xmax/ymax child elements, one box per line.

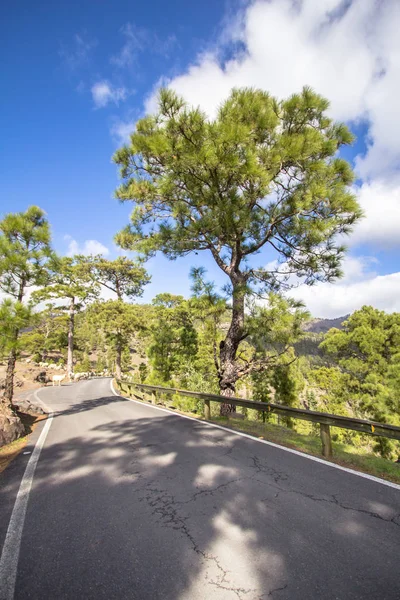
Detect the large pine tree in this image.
<box><xmin>113</xmin><ymin>87</ymin><xmax>362</xmax><ymax>412</ymax></box>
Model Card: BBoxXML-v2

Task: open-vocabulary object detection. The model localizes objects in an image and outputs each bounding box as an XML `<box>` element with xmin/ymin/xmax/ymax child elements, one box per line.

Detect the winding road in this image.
<box><xmin>0</xmin><ymin>378</ymin><xmax>399</xmax><ymax>599</ymax></box>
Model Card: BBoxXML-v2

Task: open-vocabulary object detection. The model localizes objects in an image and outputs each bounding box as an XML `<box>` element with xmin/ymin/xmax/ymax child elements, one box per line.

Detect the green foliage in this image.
<box><xmin>0</xmin><ymin>206</ymin><xmax>53</xmax><ymax>301</ymax></box>
<box><xmin>114</xmin><ymin>87</ymin><xmax>360</xmax><ymax>283</ymax></box>
<box><xmin>0</xmin><ymin>206</ymin><xmax>54</xmax><ymax>404</ymax></box>
<box><xmin>32</xmin><ymin>352</ymin><xmax>41</xmax><ymax>364</ymax></box>
<box><xmin>86</xmin><ymin>300</ymin><xmax>141</xmax><ymax>373</ymax></box>
<box><xmin>306</xmin><ymin>366</ymin><xmax>348</xmax><ymax>414</ymax></box>
<box><xmin>75</xmin><ymin>352</ymin><xmax>91</xmax><ymax>372</ymax></box>
<box><xmin>138</xmin><ymin>362</ymin><xmax>148</xmax><ymax>383</ymax></box>
<box><xmin>121</xmin><ymin>347</ymin><xmax>131</xmax><ymax>371</ymax></box>
<box><xmin>242</xmin><ymin>294</ymin><xmax>309</xmax><ymax>377</ymax></box>
<box><xmin>96</xmin><ymin>354</ymin><xmax>106</xmax><ymax>373</ymax></box>
<box><xmin>114</xmin><ymin>86</ymin><xmax>361</xmax><ymax>393</ymax></box>
<box><xmin>33</xmin><ymin>255</ymin><xmax>99</xmax><ymax>309</ymax></box>
<box><xmin>0</xmin><ymin>299</ymin><xmax>32</xmax><ymax>359</ymax></box>
<box><xmin>88</xmin><ymin>255</ymin><xmax>150</xmax><ymax>300</ymax></box>
<box><xmin>147</xmin><ymin>294</ymin><xmax>198</xmax><ymax>384</ymax></box>
<box><xmin>19</xmin><ymin>304</ymin><xmax>67</xmax><ymax>359</ymax></box>
<box><xmin>321</xmin><ymin>306</ymin><xmax>400</xmax><ymax>458</ymax></box>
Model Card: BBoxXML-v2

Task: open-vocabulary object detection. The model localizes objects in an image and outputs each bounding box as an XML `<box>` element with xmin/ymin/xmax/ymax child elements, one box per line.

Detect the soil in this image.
<box><xmin>0</xmin><ymin>358</ymin><xmax>66</xmax><ymax>394</ymax></box>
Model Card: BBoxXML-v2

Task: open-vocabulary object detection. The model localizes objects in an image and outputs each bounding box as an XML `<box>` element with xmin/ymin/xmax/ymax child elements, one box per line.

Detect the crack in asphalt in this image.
<box><xmin>254</xmin><ymin>480</ymin><xmax>400</xmax><ymax>529</ymax></box>
<box><xmin>182</xmin><ymin>477</ymin><xmax>247</xmax><ymax>504</ymax></box>
<box><xmin>250</xmin><ymin>456</ymin><xmax>289</xmax><ymax>484</ymax></box>
<box><xmin>266</xmin><ymin>583</ymin><xmax>288</xmax><ymax>597</ymax></box>
<box><xmin>139</xmin><ymin>483</ymin><xmax>258</xmax><ymax>599</ymax></box>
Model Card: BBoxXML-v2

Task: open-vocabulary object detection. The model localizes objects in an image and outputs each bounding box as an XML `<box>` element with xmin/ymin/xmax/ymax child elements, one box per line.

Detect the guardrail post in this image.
<box><xmin>204</xmin><ymin>399</ymin><xmax>211</xmax><ymax>420</ymax></box>
<box><xmin>151</xmin><ymin>391</ymin><xmax>157</xmax><ymax>405</ymax></box>
<box><xmin>320</xmin><ymin>423</ymin><xmax>333</xmax><ymax>458</ymax></box>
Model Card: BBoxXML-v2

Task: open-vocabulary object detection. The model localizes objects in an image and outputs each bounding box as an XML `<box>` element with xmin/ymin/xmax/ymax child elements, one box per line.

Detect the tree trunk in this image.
<box><xmin>218</xmin><ymin>279</ymin><xmax>246</xmax><ymax>416</ymax></box>
<box><xmin>115</xmin><ymin>337</ymin><xmax>122</xmax><ymax>379</ymax></box>
<box><xmin>3</xmin><ymin>282</ymin><xmax>26</xmax><ymax>405</ymax></box>
<box><xmin>1</xmin><ymin>283</ymin><xmax>26</xmax><ymax>445</ymax></box>
<box><xmin>1</xmin><ymin>344</ymin><xmax>25</xmax><ymax>447</ymax></box>
<box><xmin>3</xmin><ymin>346</ymin><xmax>17</xmax><ymax>406</ymax></box>
<box><xmin>67</xmin><ymin>297</ymin><xmax>75</xmax><ymax>380</ymax></box>
<box><xmin>0</xmin><ymin>399</ymin><xmax>25</xmax><ymax>448</ymax></box>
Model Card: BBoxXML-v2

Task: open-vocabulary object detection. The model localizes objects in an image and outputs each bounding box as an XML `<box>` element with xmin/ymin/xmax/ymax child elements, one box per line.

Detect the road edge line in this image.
<box><xmin>33</xmin><ymin>388</ymin><xmax>53</xmax><ymax>415</ymax></box>
<box><xmin>0</xmin><ymin>391</ymin><xmax>54</xmax><ymax>600</ymax></box>
<box><xmin>110</xmin><ymin>379</ymin><xmax>400</xmax><ymax>492</ymax></box>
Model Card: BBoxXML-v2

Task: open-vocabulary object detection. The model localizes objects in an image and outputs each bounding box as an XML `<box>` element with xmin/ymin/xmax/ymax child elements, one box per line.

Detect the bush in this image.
<box><xmin>32</xmin><ymin>352</ymin><xmax>41</xmax><ymax>364</ymax></box>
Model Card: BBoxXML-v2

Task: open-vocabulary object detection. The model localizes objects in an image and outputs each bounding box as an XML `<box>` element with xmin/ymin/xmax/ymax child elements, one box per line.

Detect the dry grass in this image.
<box><xmin>0</xmin><ymin>412</ymin><xmax>47</xmax><ymax>474</ymax></box>
<box><xmin>211</xmin><ymin>417</ymin><xmax>400</xmax><ymax>485</ymax></box>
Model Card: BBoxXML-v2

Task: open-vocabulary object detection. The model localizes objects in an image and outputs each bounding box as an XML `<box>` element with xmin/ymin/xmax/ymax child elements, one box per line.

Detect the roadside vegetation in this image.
<box><xmin>1</xmin><ymin>86</ymin><xmax>399</xmax><ymax>471</ymax></box>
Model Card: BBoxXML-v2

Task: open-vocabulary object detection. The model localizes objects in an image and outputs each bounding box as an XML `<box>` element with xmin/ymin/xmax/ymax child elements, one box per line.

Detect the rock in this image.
<box><xmin>0</xmin><ymin>413</ymin><xmax>25</xmax><ymax>447</ymax></box>
<box><xmin>14</xmin><ymin>400</ymin><xmax>47</xmax><ymax>415</ymax></box>
<box><xmin>34</xmin><ymin>371</ymin><xmax>49</xmax><ymax>384</ymax></box>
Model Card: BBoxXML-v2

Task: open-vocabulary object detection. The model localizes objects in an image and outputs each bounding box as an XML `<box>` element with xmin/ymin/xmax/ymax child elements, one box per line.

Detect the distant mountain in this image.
<box><xmin>303</xmin><ymin>315</ymin><xmax>348</xmax><ymax>334</ymax></box>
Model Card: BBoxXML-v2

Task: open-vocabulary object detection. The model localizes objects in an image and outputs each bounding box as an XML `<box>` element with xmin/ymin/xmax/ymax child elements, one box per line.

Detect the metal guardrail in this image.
<box><xmin>116</xmin><ymin>379</ymin><xmax>400</xmax><ymax>459</ymax></box>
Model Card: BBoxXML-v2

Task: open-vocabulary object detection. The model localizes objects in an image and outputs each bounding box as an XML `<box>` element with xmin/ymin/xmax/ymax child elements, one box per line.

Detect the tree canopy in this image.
<box><xmin>114</xmin><ymin>87</ymin><xmax>361</xmax><ymax>286</ymax></box>
<box><xmin>113</xmin><ymin>86</ymin><xmax>362</xmax><ymax>403</ymax></box>
<box><xmin>88</xmin><ymin>255</ymin><xmax>150</xmax><ymax>301</ymax></box>
<box><xmin>0</xmin><ymin>205</ymin><xmax>53</xmax><ymax>302</ymax></box>
<box><xmin>321</xmin><ymin>306</ymin><xmax>400</xmax><ymax>457</ymax></box>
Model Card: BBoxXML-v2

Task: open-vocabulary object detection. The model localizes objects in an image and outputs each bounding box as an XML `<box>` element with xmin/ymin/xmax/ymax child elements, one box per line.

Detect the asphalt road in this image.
<box><xmin>0</xmin><ymin>378</ymin><xmax>399</xmax><ymax>600</ymax></box>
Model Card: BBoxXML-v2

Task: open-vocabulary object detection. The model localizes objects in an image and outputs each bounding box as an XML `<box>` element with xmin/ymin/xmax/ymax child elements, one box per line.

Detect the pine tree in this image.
<box><xmin>321</xmin><ymin>306</ymin><xmax>400</xmax><ymax>458</ymax></box>
<box><xmin>89</xmin><ymin>255</ymin><xmax>150</xmax><ymax>301</ymax></box>
<box><xmin>87</xmin><ymin>256</ymin><xmax>150</xmax><ymax>377</ymax></box>
<box><xmin>113</xmin><ymin>86</ymin><xmax>362</xmax><ymax>412</ymax></box>
<box><xmin>0</xmin><ymin>206</ymin><xmax>53</xmax><ymax>407</ymax></box>
<box><xmin>87</xmin><ymin>300</ymin><xmax>141</xmax><ymax>378</ymax></box>
<box><xmin>33</xmin><ymin>256</ymin><xmax>99</xmax><ymax>378</ymax></box>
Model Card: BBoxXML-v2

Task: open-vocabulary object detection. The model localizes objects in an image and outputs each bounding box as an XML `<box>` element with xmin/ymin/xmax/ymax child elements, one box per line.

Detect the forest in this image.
<box><xmin>1</xmin><ymin>87</ymin><xmax>399</xmax><ymax>463</ymax></box>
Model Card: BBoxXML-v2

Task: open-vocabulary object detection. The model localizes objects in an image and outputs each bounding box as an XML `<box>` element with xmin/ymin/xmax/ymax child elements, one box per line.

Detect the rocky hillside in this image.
<box><xmin>303</xmin><ymin>315</ymin><xmax>347</xmax><ymax>334</ymax></box>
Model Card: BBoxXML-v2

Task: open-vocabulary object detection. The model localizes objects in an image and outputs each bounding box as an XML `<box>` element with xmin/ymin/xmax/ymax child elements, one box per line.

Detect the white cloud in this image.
<box><xmin>110</xmin><ymin>119</ymin><xmax>136</xmax><ymax>144</ymax></box>
<box><xmin>142</xmin><ymin>0</ymin><xmax>400</xmax><ymax>252</ymax></box>
<box><xmin>91</xmin><ymin>81</ymin><xmax>127</xmax><ymax>108</ymax></box>
<box><xmin>157</xmin><ymin>0</ymin><xmax>386</xmax><ymax>121</ymax></box>
<box><xmin>289</xmin><ymin>256</ymin><xmax>400</xmax><ymax>318</ymax></box>
<box><xmin>111</xmin><ymin>23</ymin><xmax>148</xmax><ymax>68</ymax></box>
<box><xmin>111</xmin><ymin>22</ymin><xmax>177</xmax><ymax>68</ymax></box>
<box><xmin>350</xmin><ymin>178</ymin><xmax>400</xmax><ymax>248</ymax></box>
<box><xmin>59</xmin><ymin>33</ymin><xmax>97</xmax><ymax>71</ymax></box>
<box><xmin>64</xmin><ymin>236</ymin><xmax>109</xmax><ymax>257</ymax></box>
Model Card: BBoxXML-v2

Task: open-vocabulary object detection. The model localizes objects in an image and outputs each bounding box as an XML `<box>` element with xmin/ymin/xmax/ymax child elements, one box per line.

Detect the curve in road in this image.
<box><xmin>0</xmin><ymin>378</ymin><xmax>399</xmax><ymax>600</ymax></box>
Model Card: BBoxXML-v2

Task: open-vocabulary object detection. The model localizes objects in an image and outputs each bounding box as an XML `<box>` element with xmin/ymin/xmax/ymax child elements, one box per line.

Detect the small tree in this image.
<box><xmin>34</xmin><ymin>256</ymin><xmax>99</xmax><ymax>378</ymax></box>
<box><xmin>148</xmin><ymin>294</ymin><xmax>198</xmax><ymax>384</ymax></box>
<box><xmin>87</xmin><ymin>300</ymin><xmax>140</xmax><ymax>378</ymax></box>
<box><xmin>113</xmin><ymin>87</ymin><xmax>362</xmax><ymax>411</ymax></box>
<box><xmin>0</xmin><ymin>206</ymin><xmax>53</xmax><ymax>406</ymax></box>
<box><xmin>88</xmin><ymin>256</ymin><xmax>150</xmax><ymax>375</ymax></box>
<box><xmin>89</xmin><ymin>255</ymin><xmax>150</xmax><ymax>301</ymax></box>
<box><xmin>19</xmin><ymin>303</ymin><xmax>67</xmax><ymax>361</ymax></box>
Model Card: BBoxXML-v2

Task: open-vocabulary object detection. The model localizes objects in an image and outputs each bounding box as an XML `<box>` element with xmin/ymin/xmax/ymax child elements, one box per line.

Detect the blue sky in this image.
<box><xmin>1</xmin><ymin>1</ymin><xmax>400</xmax><ymax>316</ymax></box>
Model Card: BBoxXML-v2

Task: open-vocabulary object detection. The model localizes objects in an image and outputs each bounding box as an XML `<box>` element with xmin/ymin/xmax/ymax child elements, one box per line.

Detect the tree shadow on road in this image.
<box><xmin>16</xmin><ymin>393</ymin><xmax>400</xmax><ymax>600</ymax></box>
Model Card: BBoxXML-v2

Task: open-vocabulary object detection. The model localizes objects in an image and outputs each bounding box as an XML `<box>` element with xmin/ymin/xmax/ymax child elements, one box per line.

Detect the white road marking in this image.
<box><xmin>33</xmin><ymin>389</ymin><xmax>52</xmax><ymax>415</ymax></box>
<box><xmin>110</xmin><ymin>379</ymin><xmax>400</xmax><ymax>492</ymax></box>
<box><xmin>0</xmin><ymin>393</ymin><xmax>53</xmax><ymax>600</ymax></box>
